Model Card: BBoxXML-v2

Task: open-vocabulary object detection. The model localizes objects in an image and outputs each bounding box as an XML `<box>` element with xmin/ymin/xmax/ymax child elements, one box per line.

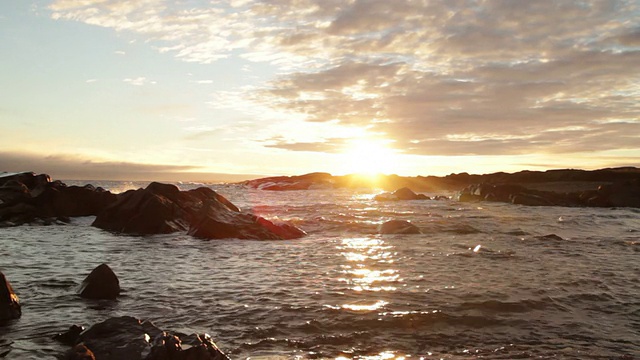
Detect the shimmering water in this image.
<box><xmin>1</xmin><ymin>182</ymin><xmax>639</xmax><ymax>359</ymax></box>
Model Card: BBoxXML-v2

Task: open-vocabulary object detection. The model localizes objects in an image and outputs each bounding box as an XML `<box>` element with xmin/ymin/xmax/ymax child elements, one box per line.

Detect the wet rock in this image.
<box><xmin>64</xmin><ymin>344</ymin><xmax>96</xmax><ymax>360</ymax></box>
<box><xmin>78</xmin><ymin>264</ymin><xmax>120</xmax><ymax>300</ymax></box>
<box><xmin>607</xmin><ymin>179</ymin><xmax>640</xmax><ymax>207</ymax></box>
<box><xmin>535</xmin><ymin>234</ymin><xmax>564</xmax><ymax>241</ymax></box>
<box><xmin>54</xmin><ymin>325</ymin><xmax>86</xmax><ymax>345</ymax></box>
<box><xmin>147</xmin><ymin>332</ymin><xmax>230</xmax><ymax>360</ymax></box>
<box><xmin>457</xmin><ymin>193</ymin><xmax>482</xmax><ymax>202</ymax></box>
<box><xmin>78</xmin><ymin>316</ymin><xmax>154</xmax><ymax>360</ymax></box>
<box><xmin>0</xmin><ymin>172</ymin><xmax>117</xmax><ymax>226</ymax></box>
<box><xmin>61</xmin><ymin>316</ymin><xmax>230</xmax><ymax>360</ymax></box>
<box><xmin>378</xmin><ymin>220</ymin><xmax>421</xmax><ymax>234</ymax></box>
<box><xmin>94</xmin><ymin>181</ymin><xmax>306</xmax><ymax>240</ymax></box>
<box><xmin>511</xmin><ymin>193</ymin><xmax>554</xmax><ymax>206</ymax></box>
<box><xmin>0</xmin><ymin>272</ymin><xmax>21</xmax><ymax>321</ymax></box>
<box><xmin>374</xmin><ymin>187</ymin><xmax>429</xmax><ymax>201</ymax></box>
<box><xmin>188</xmin><ymin>212</ymin><xmax>306</xmax><ymax>240</ymax></box>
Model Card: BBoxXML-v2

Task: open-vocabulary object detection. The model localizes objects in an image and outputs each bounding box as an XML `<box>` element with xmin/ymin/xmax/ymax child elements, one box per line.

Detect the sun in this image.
<box><xmin>337</xmin><ymin>138</ymin><xmax>401</xmax><ymax>176</ymax></box>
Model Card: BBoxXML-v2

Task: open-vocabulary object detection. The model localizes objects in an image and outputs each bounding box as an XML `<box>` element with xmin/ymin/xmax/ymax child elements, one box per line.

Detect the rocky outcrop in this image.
<box><xmin>243</xmin><ymin>167</ymin><xmax>640</xmax><ymax>193</ymax></box>
<box><xmin>456</xmin><ymin>179</ymin><xmax>640</xmax><ymax>208</ymax></box>
<box><xmin>0</xmin><ymin>272</ymin><xmax>21</xmax><ymax>321</ymax></box>
<box><xmin>56</xmin><ymin>316</ymin><xmax>230</xmax><ymax>360</ymax></box>
<box><xmin>244</xmin><ymin>172</ymin><xmax>335</xmax><ymax>190</ymax></box>
<box><xmin>374</xmin><ymin>187</ymin><xmax>430</xmax><ymax>201</ymax></box>
<box><xmin>93</xmin><ymin>182</ymin><xmax>305</xmax><ymax>240</ymax></box>
<box><xmin>378</xmin><ymin>220</ymin><xmax>421</xmax><ymax>234</ymax></box>
<box><xmin>0</xmin><ymin>172</ymin><xmax>116</xmax><ymax>227</ymax></box>
<box><xmin>78</xmin><ymin>264</ymin><xmax>120</xmax><ymax>300</ymax></box>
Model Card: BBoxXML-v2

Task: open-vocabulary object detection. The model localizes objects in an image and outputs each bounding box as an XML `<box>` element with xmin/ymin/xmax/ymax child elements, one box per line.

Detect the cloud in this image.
<box><xmin>48</xmin><ymin>0</ymin><xmax>640</xmax><ymax>160</ymax></box>
<box><xmin>0</xmin><ymin>152</ymin><xmax>200</xmax><ymax>181</ymax></box>
<box><xmin>123</xmin><ymin>77</ymin><xmax>155</xmax><ymax>86</ymax></box>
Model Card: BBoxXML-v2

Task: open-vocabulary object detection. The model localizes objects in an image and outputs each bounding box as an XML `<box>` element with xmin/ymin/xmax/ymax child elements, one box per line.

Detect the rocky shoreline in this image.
<box><xmin>0</xmin><ymin>172</ymin><xmax>306</xmax><ymax>239</ymax></box>
<box><xmin>243</xmin><ymin>167</ymin><xmax>640</xmax><ymax>208</ymax></box>
<box><xmin>1</xmin><ymin>264</ymin><xmax>231</xmax><ymax>360</ymax></box>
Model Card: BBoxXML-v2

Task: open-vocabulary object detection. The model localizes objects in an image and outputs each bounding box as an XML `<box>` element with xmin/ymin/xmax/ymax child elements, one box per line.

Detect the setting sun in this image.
<box><xmin>337</xmin><ymin>139</ymin><xmax>401</xmax><ymax>176</ymax></box>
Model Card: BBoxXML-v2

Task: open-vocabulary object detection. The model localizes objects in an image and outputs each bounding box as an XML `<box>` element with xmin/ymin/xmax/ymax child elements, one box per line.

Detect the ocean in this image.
<box><xmin>1</xmin><ymin>181</ymin><xmax>639</xmax><ymax>359</ymax></box>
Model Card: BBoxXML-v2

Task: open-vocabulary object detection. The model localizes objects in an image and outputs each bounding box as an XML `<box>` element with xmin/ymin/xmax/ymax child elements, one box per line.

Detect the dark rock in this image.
<box><xmin>63</xmin><ymin>316</ymin><xmax>230</xmax><ymax>360</ymax></box>
<box><xmin>374</xmin><ymin>187</ymin><xmax>429</xmax><ymax>201</ymax></box>
<box><xmin>64</xmin><ymin>344</ymin><xmax>96</xmax><ymax>360</ymax></box>
<box><xmin>511</xmin><ymin>193</ymin><xmax>554</xmax><ymax>206</ymax></box>
<box><xmin>607</xmin><ymin>179</ymin><xmax>640</xmax><ymax>207</ymax></box>
<box><xmin>189</xmin><ymin>212</ymin><xmax>306</xmax><ymax>240</ymax></box>
<box><xmin>78</xmin><ymin>264</ymin><xmax>120</xmax><ymax>300</ymax></box>
<box><xmin>0</xmin><ymin>272</ymin><xmax>21</xmax><ymax>321</ymax></box>
<box><xmin>0</xmin><ymin>172</ymin><xmax>116</xmax><ymax>226</ymax></box>
<box><xmin>535</xmin><ymin>234</ymin><xmax>564</xmax><ymax>241</ymax></box>
<box><xmin>146</xmin><ymin>332</ymin><xmax>230</xmax><ymax>360</ymax></box>
<box><xmin>51</xmin><ymin>185</ymin><xmax>118</xmax><ymax>217</ymax></box>
<box><xmin>78</xmin><ymin>316</ymin><xmax>154</xmax><ymax>360</ymax></box>
<box><xmin>457</xmin><ymin>193</ymin><xmax>482</xmax><ymax>202</ymax></box>
<box><xmin>54</xmin><ymin>325</ymin><xmax>86</xmax><ymax>345</ymax></box>
<box><xmin>92</xmin><ymin>183</ymin><xmax>190</xmax><ymax>234</ymax></box>
<box><xmin>94</xmin><ymin>182</ymin><xmax>305</xmax><ymax>240</ymax></box>
<box><xmin>378</xmin><ymin>220</ymin><xmax>421</xmax><ymax>234</ymax></box>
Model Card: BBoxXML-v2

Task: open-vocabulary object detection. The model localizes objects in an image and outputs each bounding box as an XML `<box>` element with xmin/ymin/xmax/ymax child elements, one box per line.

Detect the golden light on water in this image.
<box><xmin>335</xmin><ymin>237</ymin><xmax>399</xmax><ymax>311</ymax></box>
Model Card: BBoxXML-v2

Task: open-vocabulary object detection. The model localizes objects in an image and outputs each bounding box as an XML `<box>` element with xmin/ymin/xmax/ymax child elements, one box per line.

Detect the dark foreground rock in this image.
<box><xmin>0</xmin><ymin>272</ymin><xmax>21</xmax><ymax>321</ymax></box>
<box><xmin>0</xmin><ymin>172</ymin><xmax>117</xmax><ymax>227</ymax></box>
<box><xmin>374</xmin><ymin>187</ymin><xmax>430</xmax><ymax>201</ymax></box>
<box><xmin>378</xmin><ymin>220</ymin><xmax>421</xmax><ymax>234</ymax></box>
<box><xmin>93</xmin><ymin>182</ymin><xmax>305</xmax><ymax>240</ymax></box>
<box><xmin>78</xmin><ymin>264</ymin><xmax>120</xmax><ymax>300</ymax></box>
<box><xmin>57</xmin><ymin>316</ymin><xmax>230</xmax><ymax>360</ymax></box>
<box><xmin>456</xmin><ymin>179</ymin><xmax>640</xmax><ymax>208</ymax></box>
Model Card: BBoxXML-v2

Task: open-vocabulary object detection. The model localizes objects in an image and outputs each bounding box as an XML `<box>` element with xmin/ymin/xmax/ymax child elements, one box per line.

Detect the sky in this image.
<box><xmin>1</xmin><ymin>0</ymin><xmax>639</xmax><ymax>181</ymax></box>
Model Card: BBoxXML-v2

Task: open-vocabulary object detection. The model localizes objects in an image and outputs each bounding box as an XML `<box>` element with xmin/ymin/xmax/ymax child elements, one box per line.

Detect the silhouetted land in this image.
<box><xmin>242</xmin><ymin>167</ymin><xmax>640</xmax><ymax>192</ymax></box>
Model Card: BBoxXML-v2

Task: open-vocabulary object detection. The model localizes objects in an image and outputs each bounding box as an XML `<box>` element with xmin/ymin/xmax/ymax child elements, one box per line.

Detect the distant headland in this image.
<box><xmin>242</xmin><ymin>167</ymin><xmax>640</xmax><ymax>192</ymax></box>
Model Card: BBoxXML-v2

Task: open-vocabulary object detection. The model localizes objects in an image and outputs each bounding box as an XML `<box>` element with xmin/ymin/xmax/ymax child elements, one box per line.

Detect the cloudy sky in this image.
<box><xmin>1</xmin><ymin>0</ymin><xmax>639</xmax><ymax>180</ymax></box>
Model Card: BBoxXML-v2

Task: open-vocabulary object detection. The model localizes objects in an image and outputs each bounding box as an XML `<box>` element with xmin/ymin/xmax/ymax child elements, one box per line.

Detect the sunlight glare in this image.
<box><xmin>337</xmin><ymin>138</ymin><xmax>401</xmax><ymax>176</ymax></box>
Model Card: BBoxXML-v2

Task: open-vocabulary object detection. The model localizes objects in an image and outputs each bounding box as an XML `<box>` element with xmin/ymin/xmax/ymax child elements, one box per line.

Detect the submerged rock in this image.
<box><xmin>0</xmin><ymin>271</ymin><xmax>21</xmax><ymax>321</ymax></box>
<box><xmin>78</xmin><ymin>264</ymin><xmax>120</xmax><ymax>300</ymax></box>
<box><xmin>378</xmin><ymin>220</ymin><xmax>421</xmax><ymax>234</ymax></box>
<box><xmin>59</xmin><ymin>316</ymin><xmax>230</xmax><ymax>360</ymax></box>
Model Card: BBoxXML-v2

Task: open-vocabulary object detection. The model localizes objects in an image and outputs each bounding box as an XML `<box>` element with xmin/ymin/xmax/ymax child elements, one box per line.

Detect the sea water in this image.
<box><xmin>0</xmin><ymin>182</ymin><xmax>638</xmax><ymax>359</ymax></box>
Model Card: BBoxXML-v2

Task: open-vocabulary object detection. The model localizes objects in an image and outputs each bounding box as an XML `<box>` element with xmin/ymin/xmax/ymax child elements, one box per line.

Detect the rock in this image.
<box><xmin>188</xmin><ymin>212</ymin><xmax>306</xmax><ymax>240</ymax></box>
<box><xmin>534</xmin><ymin>234</ymin><xmax>564</xmax><ymax>241</ymax></box>
<box><xmin>78</xmin><ymin>316</ymin><xmax>154</xmax><ymax>360</ymax></box>
<box><xmin>0</xmin><ymin>172</ymin><xmax>117</xmax><ymax>226</ymax></box>
<box><xmin>457</xmin><ymin>193</ymin><xmax>482</xmax><ymax>202</ymax></box>
<box><xmin>64</xmin><ymin>344</ymin><xmax>96</xmax><ymax>360</ymax></box>
<box><xmin>62</xmin><ymin>316</ymin><xmax>230</xmax><ymax>360</ymax></box>
<box><xmin>607</xmin><ymin>179</ymin><xmax>640</xmax><ymax>207</ymax></box>
<box><xmin>78</xmin><ymin>264</ymin><xmax>120</xmax><ymax>300</ymax></box>
<box><xmin>92</xmin><ymin>183</ymin><xmax>190</xmax><ymax>234</ymax></box>
<box><xmin>374</xmin><ymin>187</ymin><xmax>429</xmax><ymax>201</ymax></box>
<box><xmin>511</xmin><ymin>193</ymin><xmax>554</xmax><ymax>206</ymax></box>
<box><xmin>51</xmin><ymin>185</ymin><xmax>118</xmax><ymax>217</ymax></box>
<box><xmin>54</xmin><ymin>325</ymin><xmax>86</xmax><ymax>345</ymax></box>
<box><xmin>0</xmin><ymin>272</ymin><xmax>21</xmax><ymax>321</ymax></box>
<box><xmin>147</xmin><ymin>332</ymin><xmax>230</xmax><ymax>360</ymax></box>
<box><xmin>94</xmin><ymin>182</ymin><xmax>306</xmax><ymax>240</ymax></box>
<box><xmin>378</xmin><ymin>220</ymin><xmax>421</xmax><ymax>234</ymax></box>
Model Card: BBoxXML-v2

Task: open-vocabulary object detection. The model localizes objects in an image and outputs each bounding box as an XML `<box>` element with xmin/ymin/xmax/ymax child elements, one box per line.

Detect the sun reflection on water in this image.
<box><xmin>333</xmin><ymin>236</ymin><xmax>401</xmax><ymax>313</ymax></box>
